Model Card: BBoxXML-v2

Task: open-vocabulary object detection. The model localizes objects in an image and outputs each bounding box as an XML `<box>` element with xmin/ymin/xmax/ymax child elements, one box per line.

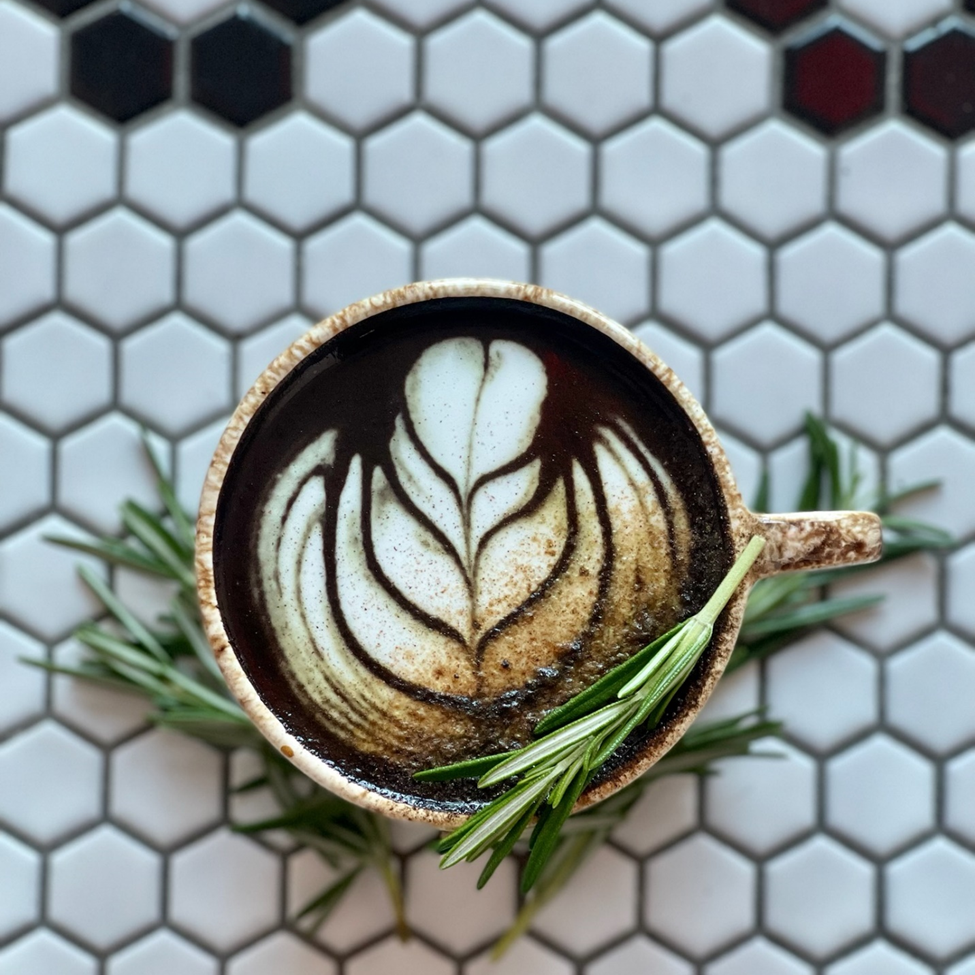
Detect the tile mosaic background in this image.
<box><xmin>1</xmin><ymin>0</ymin><xmax>975</xmax><ymax>970</ymax></box>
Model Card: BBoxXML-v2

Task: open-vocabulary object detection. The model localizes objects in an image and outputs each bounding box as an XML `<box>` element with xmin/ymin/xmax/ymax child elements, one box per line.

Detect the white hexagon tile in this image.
<box><xmin>718</xmin><ymin>120</ymin><xmax>827</xmax><ymax>242</ymax></box>
<box><xmin>542</xmin><ymin>11</ymin><xmax>654</xmax><ymax>138</ymax></box>
<box><xmin>646</xmin><ymin>834</ymin><xmax>756</xmax><ymax>959</ymax></box>
<box><xmin>3</xmin><ymin>0</ymin><xmax>975</xmax><ymax>971</ymax></box>
<box><xmin>2</xmin><ymin>312</ymin><xmax>113</xmax><ymax>434</ymax></box>
<box><xmin>423</xmin><ymin>10</ymin><xmax>534</xmax><ymax>136</ymax></box>
<box><xmin>0</xmin><ymin>203</ymin><xmax>57</xmax><ymax>328</ymax></box>
<box><xmin>657</xmin><ymin>218</ymin><xmax>767</xmax><ymax>342</ymax></box>
<box><xmin>765</xmin><ymin>837</ymin><xmax>876</xmax><ymax>962</ymax></box>
<box><xmin>4</xmin><ymin>106</ymin><xmax>117</xmax><ymax>229</ymax></box>
<box><xmin>659</xmin><ymin>16</ymin><xmax>771</xmax><ymax>140</ymax></box>
<box><xmin>775</xmin><ymin>222</ymin><xmax>886</xmax><ymax>346</ymax></box>
<box><xmin>0</xmin><ymin>1</ymin><xmax>58</xmax><ymax>127</ymax></box>
<box><xmin>363</xmin><ymin>112</ymin><xmax>475</xmax><ymax>235</ymax></box>
<box><xmin>826</xmin><ymin>734</ymin><xmax>936</xmax><ymax>857</ymax></box>
<box><xmin>124</xmin><ymin>112</ymin><xmax>236</xmax><ymax>232</ymax></box>
<box><xmin>600</xmin><ymin>117</ymin><xmax>711</xmax><ymax>240</ymax></box>
<box><xmin>243</xmin><ymin>113</ymin><xmax>355</xmax><ymax>234</ymax></box>
<box><xmin>481</xmin><ymin>113</ymin><xmax>592</xmax><ymax>238</ymax></box>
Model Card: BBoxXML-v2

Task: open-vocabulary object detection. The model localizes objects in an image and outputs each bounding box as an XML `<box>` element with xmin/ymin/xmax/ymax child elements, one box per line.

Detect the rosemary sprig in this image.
<box><xmin>233</xmin><ymin>784</ymin><xmax>406</xmax><ymax>936</ymax></box>
<box><xmin>416</xmin><ymin>536</ymin><xmax>766</xmax><ymax>893</ymax></box>
<box><xmin>490</xmin><ymin>709</ymin><xmax>782</xmax><ymax>958</ymax></box>
<box><xmin>25</xmin><ymin>416</ymin><xmax>953</xmax><ymax>958</ymax></box>
<box><xmin>488</xmin><ymin>412</ymin><xmax>954</xmax><ymax>955</ymax></box>
<box><xmin>729</xmin><ymin>413</ymin><xmax>953</xmax><ymax>671</ymax></box>
<box><xmin>30</xmin><ymin>437</ymin><xmax>408</xmax><ymax>939</ymax></box>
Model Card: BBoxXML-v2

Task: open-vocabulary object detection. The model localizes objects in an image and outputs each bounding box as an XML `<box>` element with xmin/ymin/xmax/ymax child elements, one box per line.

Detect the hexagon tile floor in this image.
<box><xmin>2</xmin><ymin>0</ymin><xmax>975</xmax><ymax>971</ymax></box>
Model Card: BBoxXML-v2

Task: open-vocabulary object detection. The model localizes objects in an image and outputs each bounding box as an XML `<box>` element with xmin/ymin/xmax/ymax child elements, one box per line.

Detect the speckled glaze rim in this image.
<box><xmin>196</xmin><ymin>278</ymin><xmax>882</xmax><ymax>828</ymax></box>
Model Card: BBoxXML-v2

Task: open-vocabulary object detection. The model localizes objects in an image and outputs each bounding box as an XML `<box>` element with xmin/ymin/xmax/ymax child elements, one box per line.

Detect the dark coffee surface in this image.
<box><xmin>214</xmin><ymin>297</ymin><xmax>731</xmax><ymax>813</ymax></box>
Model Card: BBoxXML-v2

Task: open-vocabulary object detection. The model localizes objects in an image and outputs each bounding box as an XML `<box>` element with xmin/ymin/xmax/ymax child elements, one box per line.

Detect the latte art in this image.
<box><xmin>256</xmin><ymin>336</ymin><xmax>692</xmax><ymax>764</ymax></box>
<box><xmin>214</xmin><ymin>298</ymin><xmax>730</xmax><ymax>806</ymax></box>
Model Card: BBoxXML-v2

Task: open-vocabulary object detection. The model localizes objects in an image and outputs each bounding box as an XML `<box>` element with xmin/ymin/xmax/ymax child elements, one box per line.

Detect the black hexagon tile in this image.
<box><xmin>71</xmin><ymin>11</ymin><xmax>173</xmax><ymax>122</ymax></box>
<box><xmin>727</xmin><ymin>0</ymin><xmax>827</xmax><ymax>33</ymax></box>
<box><xmin>904</xmin><ymin>23</ymin><xmax>975</xmax><ymax>138</ymax></box>
<box><xmin>191</xmin><ymin>13</ymin><xmax>292</xmax><ymax>127</ymax></box>
<box><xmin>261</xmin><ymin>0</ymin><xmax>346</xmax><ymax>26</ymax></box>
<box><xmin>31</xmin><ymin>0</ymin><xmax>94</xmax><ymax>19</ymax></box>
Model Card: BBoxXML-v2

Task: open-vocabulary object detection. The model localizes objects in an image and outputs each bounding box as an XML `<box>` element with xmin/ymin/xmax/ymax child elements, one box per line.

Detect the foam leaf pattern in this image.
<box><xmin>402</xmin><ymin>338</ymin><xmax>548</xmax><ymax>569</ymax></box>
<box><xmin>380</xmin><ymin>338</ymin><xmax>552</xmax><ymax>645</ymax></box>
<box><xmin>254</xmin><ymin>336</ymin><xmax>691</xmax><ymax>764</ymax></box>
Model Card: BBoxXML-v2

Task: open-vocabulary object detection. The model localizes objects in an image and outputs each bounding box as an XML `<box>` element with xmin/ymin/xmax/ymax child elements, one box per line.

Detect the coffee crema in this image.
<box><xmin>214</xmin><ymin>297</ymin><xmax>732</xmax><ymax>813</ymax></box>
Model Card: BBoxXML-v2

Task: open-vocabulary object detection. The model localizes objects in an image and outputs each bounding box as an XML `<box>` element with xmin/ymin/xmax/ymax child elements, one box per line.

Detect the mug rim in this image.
<box><xmin>195</xmin><ymin>278</ymin><xmax>756</xmax><ymax>827</ymax></box>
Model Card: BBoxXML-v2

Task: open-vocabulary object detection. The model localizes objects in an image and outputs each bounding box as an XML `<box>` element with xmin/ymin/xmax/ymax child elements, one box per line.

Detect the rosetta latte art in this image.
<box><xmin>256</xmin><ymin>337</ymin><xmax>693</xmax><ymax>767</ymax></box>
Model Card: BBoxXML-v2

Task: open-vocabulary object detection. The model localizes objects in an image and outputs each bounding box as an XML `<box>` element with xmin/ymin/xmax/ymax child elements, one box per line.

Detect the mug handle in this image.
<box><xmin>751</xmin><ymin>510</ymin><xmax>883</xmax><ymax>577</ymax></box>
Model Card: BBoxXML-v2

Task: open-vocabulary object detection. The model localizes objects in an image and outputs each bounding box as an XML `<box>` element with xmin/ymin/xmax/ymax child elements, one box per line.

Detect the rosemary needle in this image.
<box><xmin>416</xmin><ymin>535</ymin><xmax>766</xmax><ymax>893</ymax></box>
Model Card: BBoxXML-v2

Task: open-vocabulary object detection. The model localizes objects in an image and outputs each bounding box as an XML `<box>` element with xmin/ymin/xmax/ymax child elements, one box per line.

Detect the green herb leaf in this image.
<box><xmin>44</xmin><ymin>535</ymin><xmax>174</xmax><ymax>576</ymax></box>
<box><xmin>140</xmin><ymin>428</ymin><xmax>196</xmax><ymax>551</ymax></box>
<box><xmin>295</xmin><ymin>866</ymin><xmax>363</xmax><ymax>928</ymax></box>
<box><xmin>740</xmin><ymin>593</ymin><xmax>883</xmax><ymax>639</ymax></box>
<box><xmin>477</xmin><ymin>802</ymin><xmax>539</xmax><ymax>890</ymax></box>
<box><xmin>440</xmin><ymin>774</ymin><xmax>558</xmax><ymax>869</ymax></box>
<box><xmin>412</xmin><ymin>749</ymin><xmax>518</xmax><ymax>782</ymax></box>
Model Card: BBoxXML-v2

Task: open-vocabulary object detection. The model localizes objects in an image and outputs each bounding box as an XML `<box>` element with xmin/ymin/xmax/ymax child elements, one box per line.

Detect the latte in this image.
<box><xmin>213</xmin><ymin>296</ymin><xmax>732</xmax><ymax>812</ymax></box>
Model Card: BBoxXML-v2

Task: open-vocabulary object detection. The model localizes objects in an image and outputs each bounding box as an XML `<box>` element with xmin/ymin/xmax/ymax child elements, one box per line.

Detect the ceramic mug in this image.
<box><xmin>196</xmin><ymin>279</ymin><xmax>881</xmax><ymax>827</ymax></box>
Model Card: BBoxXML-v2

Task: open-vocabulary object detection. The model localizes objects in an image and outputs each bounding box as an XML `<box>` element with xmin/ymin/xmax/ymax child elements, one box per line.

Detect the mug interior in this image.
<box><xmin>197</xmin><ymin>281</ymin><xmax>746</xmax><ymax>825</ymax></box>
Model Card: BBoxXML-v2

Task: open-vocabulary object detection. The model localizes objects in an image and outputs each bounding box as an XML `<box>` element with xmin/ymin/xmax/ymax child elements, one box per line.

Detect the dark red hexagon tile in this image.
<box><xmin>727</xmin><ymin>0</ymin><xmax>827</xmax><ymax>34</ymax></box>
<box><xmin>784</xmin><ymin>23</ymin><xmax>886</xmax><ymax>135</ymax></box>
<box><xmin>904</xmin><ymin>25</ymin><xmax>975</xmax><ymax>139</ymax></box>
<box><xmin>71</xmin><ymin>11</ymin><xmax>173</xmax><ymax>122</ymax></box>
<box><xmin>191</xmin><ymin>14</ymin><xmax>292</xmax><ymax>127</ymax></box>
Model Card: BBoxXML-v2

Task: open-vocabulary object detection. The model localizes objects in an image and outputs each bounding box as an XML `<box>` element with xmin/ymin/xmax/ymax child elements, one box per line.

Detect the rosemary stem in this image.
<box><xmin>616</xmin><ymin>536</ymin><xmax>765</xmax><ymax>700</ymax></box>
<box><xmin>697</xmin><ymin>535</ymin><xmax>766</xmax><ymax>627</ymax></box>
